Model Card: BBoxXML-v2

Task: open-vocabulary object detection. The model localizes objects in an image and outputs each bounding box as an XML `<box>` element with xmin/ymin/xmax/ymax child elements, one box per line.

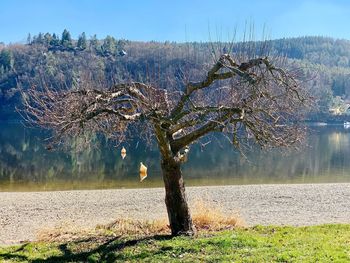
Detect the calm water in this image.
<box><xmin>1</xmin><ymin>123</ymin><xmax>350</xmax><ymax>191</ymax></box>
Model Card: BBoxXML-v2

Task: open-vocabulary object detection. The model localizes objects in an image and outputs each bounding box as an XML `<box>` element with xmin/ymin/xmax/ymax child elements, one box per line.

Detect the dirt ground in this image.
<box><xmin>1</xmin><ymin>183</ymin><xmax>350</xmax><ymax>245</ymax></box>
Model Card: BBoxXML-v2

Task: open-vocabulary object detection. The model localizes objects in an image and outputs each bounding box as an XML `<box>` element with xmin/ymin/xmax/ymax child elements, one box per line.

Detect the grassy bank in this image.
<box><xmin>1</xmin><ymin>224</ymin><xmax>350</xmax><ymax>262</ymax></box>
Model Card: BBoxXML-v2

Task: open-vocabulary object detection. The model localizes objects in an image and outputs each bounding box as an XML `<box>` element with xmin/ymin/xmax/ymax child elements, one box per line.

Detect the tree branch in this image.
<box><xmin>171</xmin><ymin>107</ymin><xmax>242</xmax><ymax>152</ymax></box>
<box><xmin>170</xmin><ymin>55</ymin><xmax>267</xmax><ymax>121</ymax></box>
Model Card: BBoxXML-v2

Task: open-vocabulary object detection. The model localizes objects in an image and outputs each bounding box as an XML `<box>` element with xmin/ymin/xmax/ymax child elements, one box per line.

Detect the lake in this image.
<box><xmin>0</xmin><ymin>123</ymin><xmax>350</xmax><ymax>191</ymax></box>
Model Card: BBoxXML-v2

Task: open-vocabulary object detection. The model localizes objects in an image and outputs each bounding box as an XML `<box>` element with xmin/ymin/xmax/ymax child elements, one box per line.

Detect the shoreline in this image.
<box><xmin>2</xmin><ymin>179</ymin><xmax>350</xmax><ymax>193</ymax></box>
<box><xmin>1</xmin><ymin>183</ymin><xmax>350</xmax><ymax>245</ymax></box>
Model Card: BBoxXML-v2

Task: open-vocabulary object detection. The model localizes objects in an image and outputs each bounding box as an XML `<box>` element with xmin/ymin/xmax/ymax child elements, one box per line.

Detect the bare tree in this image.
<box><xmin>21</xmin><ymin>52</ymin><xmax>307</xmax><ymax>236</ymax></box>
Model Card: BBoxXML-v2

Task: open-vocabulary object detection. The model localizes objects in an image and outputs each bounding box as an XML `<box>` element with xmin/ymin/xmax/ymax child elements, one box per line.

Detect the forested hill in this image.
<box><xmin>270</xmin><ymin>37</ymin><xmax>350</xmax><ymax>68</ymax></box>
<box><xmin>1</xmin><ymin>31</ymin><xmax>350</xmax><ymax>121</ymax></box>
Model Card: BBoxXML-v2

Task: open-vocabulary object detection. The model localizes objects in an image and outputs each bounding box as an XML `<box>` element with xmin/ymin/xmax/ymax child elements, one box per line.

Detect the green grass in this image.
<box><xmin>1</xmin><ymin>224</ymin><xmax>350</xmax><ymax>262</ymax></box>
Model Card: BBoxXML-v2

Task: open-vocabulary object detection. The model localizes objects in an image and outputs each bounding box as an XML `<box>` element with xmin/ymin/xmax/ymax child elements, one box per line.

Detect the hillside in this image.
<box><xmin>1</xmin><ymin>32</ymin><xmax>350</xmax><ymax>121</ymax></box>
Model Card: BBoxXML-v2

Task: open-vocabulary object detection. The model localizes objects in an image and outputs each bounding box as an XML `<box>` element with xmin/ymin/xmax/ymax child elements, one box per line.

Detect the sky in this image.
<box><xmin>1</xmin><ymin>0</ymin><xmax>350</xmax><ymax>43</ymax></box>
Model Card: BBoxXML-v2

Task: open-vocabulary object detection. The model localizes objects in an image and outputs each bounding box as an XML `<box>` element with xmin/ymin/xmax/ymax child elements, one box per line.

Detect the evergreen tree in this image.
<box><xmin>36</xmin><ymin>33</ymin><xmax>44</xmax><ymax>44</ymax></box>
<box><xmin>61</xmin><ymin>29</ymin><xmax>73</xmax><ymax>48</ymax></box>
<box><xmin>0</xmin><ymin>65</ymin><xmax>5</xmax><ymax>76</ymax></box>
<box><xmin>50</xmin><ymin>33</ymin><xmax>60</xmax><ymax>46</ymax></box>
<box><xmin>101</xmin><ymin>35</ymin><xmax>116</xmax><ymax>55</ymax></box>
<box><xmin>26</xmin><ymin>33</ymin><xmax>32</xmax><ymax>45</ymax></box>
<box><xmin>43</xmin><ymin>33</ymin><xmax>52</xmax><ymax>46</ymax></box>
<box><xmin>89</xmin><ymin>34</ymin><xmax>99</xmax><ymax>51</ymax></box>
<box><xmin>0</xmin><ymin>50</ymin><xmax>14</xmax><ymax>71</ymax></box>
<box><xmin>77</xmin><ymin>32</ymin><xmax>87</xmax><ymax>50</ymax></box>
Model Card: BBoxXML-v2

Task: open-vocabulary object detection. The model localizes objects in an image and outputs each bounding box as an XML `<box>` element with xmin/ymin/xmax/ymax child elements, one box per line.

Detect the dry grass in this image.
<box><xmin>37</xmin><ymin>222</ymin><xmax>99</xmax><ymax>243</ymax></box>
<box><xmin>97</xmin><ymin>218</ymin><xmax>169</xmax><ymax>236</ymax></box>
<box><xmin>191</xmin><ymin>199</ymin><xmax>245</xmax><ymax>231</ymax></box>
<box><xmin>37</xmin><ymin>199</ymin><xmax>244</xmax><ymax>243</ymax></box>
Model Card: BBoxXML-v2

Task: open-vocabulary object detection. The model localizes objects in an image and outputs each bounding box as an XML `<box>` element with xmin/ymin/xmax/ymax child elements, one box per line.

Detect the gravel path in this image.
<box><xmin>1</xmin><ymin>183</ymin><xmax>350</xmax><ymax>245</ymax></box>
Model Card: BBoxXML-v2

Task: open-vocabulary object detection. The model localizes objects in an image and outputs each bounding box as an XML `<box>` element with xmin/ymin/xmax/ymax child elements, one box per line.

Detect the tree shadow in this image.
<box><xmin>1</xmin><ymin>234</ymin><xmax>173</xmax><ymax>262</ymax></box>
<box><xmin>0</xmin><ymin>243</ymin><xmax>31</xmax><ymax>261</ymax></box>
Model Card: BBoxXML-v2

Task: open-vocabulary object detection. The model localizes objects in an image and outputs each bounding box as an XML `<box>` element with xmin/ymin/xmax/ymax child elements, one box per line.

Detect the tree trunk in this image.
<box><xmin>161</xmin><ymin>157</ymin><xmax>194</xmax><ymax>236</ymax></box>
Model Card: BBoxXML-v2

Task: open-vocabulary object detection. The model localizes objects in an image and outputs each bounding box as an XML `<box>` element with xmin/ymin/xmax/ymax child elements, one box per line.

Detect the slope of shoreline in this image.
<box><xmin>1</xmin><ymin>183</ymin><xmax>350</xmax><ymax>245</ymax></box>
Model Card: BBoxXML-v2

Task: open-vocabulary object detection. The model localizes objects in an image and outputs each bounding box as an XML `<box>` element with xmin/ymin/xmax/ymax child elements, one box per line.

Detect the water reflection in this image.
<box><xmin>0</xmin><ymin>123</ymin><xmax>350</xmax><ymax>191</ymax></box>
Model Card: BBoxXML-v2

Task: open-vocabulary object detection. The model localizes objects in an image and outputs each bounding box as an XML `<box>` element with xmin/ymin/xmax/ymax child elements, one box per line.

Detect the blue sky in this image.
<box><xmin>1</xmin><ymin>0</ymin><xmax>350</xmax><ymax>43</ymax></box>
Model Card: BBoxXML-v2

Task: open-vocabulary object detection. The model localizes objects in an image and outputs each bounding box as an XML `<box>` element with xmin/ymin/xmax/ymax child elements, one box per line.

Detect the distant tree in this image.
<box><xmin>116</xmin><ymin>39</ymin><xmax>127</xmax><ymax>54</ymax></box>
<box><xmin>77</xmin><ymin>32</ymin><xmax>87</xmax><ymax>50</ymax></box>
<box><xmin>50</xmin><ymin>33</ymin><xmax>60</xmax><ymax>46</ymax></box>
<box><xmin>89</xmin><ymin>34</ymin><xmax>99</xmax><ymax>51</ymax></box>
<box><xmin>101</xmin><ymin>35</ymin><xmax>116</xmax><ymax>55</ymax></box>
<box><xmin>0</xmin><ymin>49</ymin><xmax>14</xmax><ymax>70</ymax></box>
<box><xmin>61</xmin><ymin>29</ymin><xmax>73</xmax><ymax>48</ymax></box>
<box><xmin>23</xmin><ymin>50</ymin><xmax>308</xmax><ymax>236</ymax></box>
<box><xmin>43</xmin><ymin>33</ymin><xmax>53</xmax><ymax>46</ymax></box>
<box><xmin>0</xmin><ymin>65</ymin><xmax>5</xmax><ymax>76</ymax></box>
<box><xmin>35</xmin><ymin>33</ymin><xmax>44</xmax><ymax>45</ymax></box>
<box><xmin>329</xmin><ymin>96</ymin><xmax>348</xmax><ymax>115</ymax></box>
<box><xmin>26</xmin><ymin>33</ymin><xmax>32</xmax><ymax>45</ymax></box>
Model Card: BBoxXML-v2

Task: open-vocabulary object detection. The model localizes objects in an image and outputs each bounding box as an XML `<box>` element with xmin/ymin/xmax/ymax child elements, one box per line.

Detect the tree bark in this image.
<box><xmin>161</xmin><ymin>157</ymin><xmax>194</xmax><ymax>236</ymax></box>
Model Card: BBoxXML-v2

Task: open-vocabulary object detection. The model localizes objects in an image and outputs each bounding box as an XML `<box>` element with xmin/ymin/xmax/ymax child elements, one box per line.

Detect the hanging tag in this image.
<box><xmin>139</xmin><ymin>162</ymin><xmax>147</xmax><ymax>182</ymax></box>
<box><xmin>121</xmin><ymin>146</ymin><xmax>126</xmax><ymax>159</ymax></box>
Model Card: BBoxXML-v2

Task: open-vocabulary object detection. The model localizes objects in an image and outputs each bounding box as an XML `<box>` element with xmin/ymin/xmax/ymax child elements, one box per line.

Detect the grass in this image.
<box><xmin>1</xmin><ymin>224</ymin><xmax>350</xmax><ymax>262</ymax></box>
<box><xmin>1</xmin><ymin>201</ymin><xmax>349</xmax><ymax>262</ymax></box>
<box><xmin>35</xmin><ymin>199</ymin><xmax>243</xmax><ymax>243</ymax></box>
